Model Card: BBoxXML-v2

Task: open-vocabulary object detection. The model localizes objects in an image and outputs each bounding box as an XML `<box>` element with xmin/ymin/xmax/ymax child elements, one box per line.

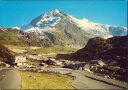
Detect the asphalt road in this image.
<box><xmin>0</xmin><ymin>68</ymin><xmax>21</xmax><ymax>89</ymax></box>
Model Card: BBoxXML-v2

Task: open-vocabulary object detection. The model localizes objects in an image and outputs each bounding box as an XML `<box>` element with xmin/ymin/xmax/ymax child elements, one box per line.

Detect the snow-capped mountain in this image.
<box><xmin>69</xmin><ymin>16</ymin><xmax>127</xmax><ymax>38</ymax></box>
<box><xmin>12</xmin><ymin>27</ymin><xmax>21</xmax><ymax>30</ymax></box>
<box><xmin>22</xmin><ymin>9</ymin><xmax>63</xmax><ymax>32</ymax></box>
<box><xmin>21</xmin><ymin>9</ymin><xmax>127</xmax><ymax>47</ymax></box>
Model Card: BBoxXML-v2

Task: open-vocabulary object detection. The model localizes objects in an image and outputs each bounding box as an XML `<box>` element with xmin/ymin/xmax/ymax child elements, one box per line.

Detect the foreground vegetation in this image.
<box><xmin>20</xmin><ymin>71</ymin><xmax>74</xmax><ymax>89</ymax></box>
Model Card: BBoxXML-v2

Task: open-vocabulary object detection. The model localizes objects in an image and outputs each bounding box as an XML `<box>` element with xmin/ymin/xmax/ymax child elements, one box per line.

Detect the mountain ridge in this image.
<box><xmin>20</xmin><ymin>9</ymin><xmax>127</xmax><ymax>47</ymax></box>
<box><xmin>21</xmin><ymin>9</ymin><xmax>127</xmax><ymax>37</ymax></box>
<box><xmin>1</xmin><ymin>9</ymin><xmax>127</xmax><ymax>48</ymax></box>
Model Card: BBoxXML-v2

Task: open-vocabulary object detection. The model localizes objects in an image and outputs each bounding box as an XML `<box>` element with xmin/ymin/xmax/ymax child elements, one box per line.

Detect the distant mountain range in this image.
<box><xmin>21</xmin><ymin>9</ymin><xmax>127</xmax><ymax>47</ymax></box>
<box><xmin>0</xmin><ymin>9</ymin><xmax>127</xmax><ymax>47</ymax></box>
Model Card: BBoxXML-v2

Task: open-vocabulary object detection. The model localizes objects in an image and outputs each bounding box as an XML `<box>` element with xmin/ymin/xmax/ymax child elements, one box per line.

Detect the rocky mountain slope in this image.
<box><xmin>57</xmin><ymin>36</ymin><xmax>127</xmax><ymax>82</ymax></box>
<box><xmin>21</xmin><ymin>9</ymin><xmax>127</xmax><ymax>47</ymax></box>
<box><xmin>74</xmin><ymin>36</ymin><xmax>127</xmax><ymax>64</ymax></box>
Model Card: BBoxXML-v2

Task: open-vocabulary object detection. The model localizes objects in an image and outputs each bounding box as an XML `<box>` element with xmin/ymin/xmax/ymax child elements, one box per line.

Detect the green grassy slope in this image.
<box><xmin>0</xmin><ymin>30</ymin><xmax>24</xmax><ymax>46</ymax></box>
<box><xmin>29</xmin><ymin>45</ymin><xmax>78</xmax><ymax>54</ymax></box>
<box><xmin>20</xmin><ymin>71</ymin><xmax>74</xmax><ymax>89</ymax></box>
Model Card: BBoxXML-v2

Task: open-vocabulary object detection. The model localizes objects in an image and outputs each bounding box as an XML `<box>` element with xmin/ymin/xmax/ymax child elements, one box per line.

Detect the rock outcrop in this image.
<box><xmin>74</xmin><ymin>36</ymin><xmax>128</xmax><ymax>82</ymax></box>
<box><xmin>56</xmin><ymin>36</ymin><xmax>127</xmax><ymax>82</ymax></box>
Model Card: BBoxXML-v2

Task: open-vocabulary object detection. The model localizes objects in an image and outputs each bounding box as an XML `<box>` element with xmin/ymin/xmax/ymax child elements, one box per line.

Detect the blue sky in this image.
<box><xmin>0</xmin><ymin>0</ymin><xmax>127</xmax><ymax>28</ymax></box>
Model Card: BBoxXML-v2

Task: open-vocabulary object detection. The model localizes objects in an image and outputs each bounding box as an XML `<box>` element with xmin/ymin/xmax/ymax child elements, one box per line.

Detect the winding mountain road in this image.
<box><xmin>0</xmin><ymin>68</ymin><xmax>127</xmax><ymax>89</ymax></box>
<box><xmin>45</xmin><ymin>68</ymin><xmax>127</xmax><ymax>89</ymax></box>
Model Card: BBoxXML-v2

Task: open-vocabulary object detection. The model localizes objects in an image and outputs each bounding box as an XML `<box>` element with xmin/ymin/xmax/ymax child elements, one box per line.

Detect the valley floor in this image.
<box><xmin>0</xmin><ymin>45</ymin><xmax>127</xmax><ymax>89</ymax></box>
<box><xmin>0</xmin><ymin>68</ymin><xmax>127</xmax><ymax>89</ymax></box>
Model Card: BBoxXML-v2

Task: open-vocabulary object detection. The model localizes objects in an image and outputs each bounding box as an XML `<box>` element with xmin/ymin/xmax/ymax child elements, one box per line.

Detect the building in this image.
<box><xmin>15</xmin><ymin>54</ymin><xmax>27</xmax><ymax>67</ymax></box>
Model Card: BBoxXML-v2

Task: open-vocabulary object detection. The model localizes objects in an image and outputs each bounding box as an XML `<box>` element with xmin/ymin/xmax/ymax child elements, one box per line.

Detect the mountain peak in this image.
<box><xmin>28</xmin><ymin>9</ymin><xmax>66</xmax><ymax>29</ymax></box>
<box><xmin>50</xmin><ymin>9</ymin><xmax>61</xmax><ymax>13</ymax></box>
<box><xmin>22</xmin><ymin>9</ymin><xmax>127</xmax><ymax>39</ymax></box>
<box><xmin>43</xmin><ymin>9</ymin><xmax>63</xmax><ymax>18</ymax></box>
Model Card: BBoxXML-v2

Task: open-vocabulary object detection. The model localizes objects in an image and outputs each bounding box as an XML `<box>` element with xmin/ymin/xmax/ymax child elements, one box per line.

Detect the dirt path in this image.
<box><xmin>0</xmin><ymin>68</ymin><xmax>21</xmax><ymax>89</ymax></box>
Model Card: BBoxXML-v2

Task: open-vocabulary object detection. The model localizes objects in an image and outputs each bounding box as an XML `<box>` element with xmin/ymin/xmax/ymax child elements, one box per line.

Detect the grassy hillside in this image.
<box><xmin>0</xmin><ymin>29</ymin><xmax>52</xmax><ymax>47</ymax></box>
<box><xmin>0</xmin><ymin>30</ymin><xmax>25</xmax><ymax>46</ymax></box>
<box><xmin>29</xmin><ymin>45</ymin><xmax>78</xmax><ymax>54</ymax></box>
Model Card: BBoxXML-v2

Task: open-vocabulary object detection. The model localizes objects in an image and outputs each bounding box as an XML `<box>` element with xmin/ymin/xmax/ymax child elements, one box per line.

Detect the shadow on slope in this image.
<box><xmin>56</xmin><ymin>36</ymin><xmax>128</xmax><ymax>82</ymax></box>
<box><xmin>0</xmin><ymin>44</ymin><xmax>15</xmax><ymax>65</ymax></box>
